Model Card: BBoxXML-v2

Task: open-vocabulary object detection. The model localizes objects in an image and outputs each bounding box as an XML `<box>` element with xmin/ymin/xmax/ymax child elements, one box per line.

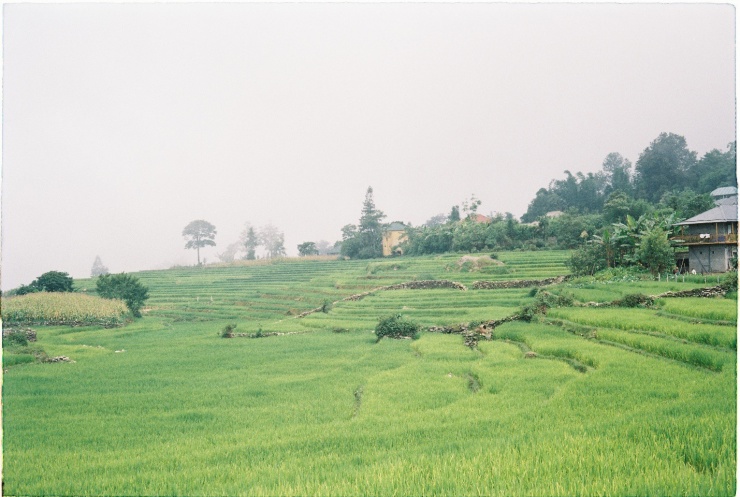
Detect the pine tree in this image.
<box><xmin>91</xmin><ymin>255</ymin><xmax>109</xmax><ymax>277</ymax></box>
<box><xmin>243</xmin><ymin>227</ymin><xmax>259</xmax><ymax>260</ymax></box>
<box><xmin>357</xmin><ymin>187</ymin><xmax>386</xmax><ymax>258</ymax></box>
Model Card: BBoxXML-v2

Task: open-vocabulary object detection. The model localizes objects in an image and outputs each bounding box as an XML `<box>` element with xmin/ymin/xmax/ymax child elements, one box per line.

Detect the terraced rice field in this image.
<box><xmin>2</xmin><ymin>251</ymin><xmax>736</xmax><ymax>496</ymax></box>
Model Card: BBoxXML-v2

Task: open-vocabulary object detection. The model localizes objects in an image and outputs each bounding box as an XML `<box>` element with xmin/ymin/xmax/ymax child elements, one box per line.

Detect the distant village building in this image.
<box><xmin>468</xmin><ymin>214</ymin><xmax>492</xmax><ymax>223</ymax></box>
<box><xmin>382</xmin><ymin>222</ymin><xmax>407</xmax><ymax>256</ymax></box>
<box><xmin>674</xmin><ymin>202</ymin><xmax>738</xmax><ymax>274</ymax></box>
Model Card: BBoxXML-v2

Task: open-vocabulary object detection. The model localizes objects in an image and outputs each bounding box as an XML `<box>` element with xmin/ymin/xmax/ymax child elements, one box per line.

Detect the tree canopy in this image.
<box><xmin>341</xmin><ymin>187</ymin><xmax>387</xmax><ymax>259</ymax></box>
<box><xmin>182</xmin><ymin>220</ymin><xmax>217</xmax><ymax>265</ymax></box>
<box><xmin>96</xmin><ymin>273</ymin><xmax>150</xmax><ymax>317</ymax></box>
<box><xmin>91</xmin><ymin>256</ymin><xmax>109</xmax><ymax>277</ymax></box>
<box><xmin>297</xmin><ymin>242</ymin><xmax>319</xmax><ymax>256</ymax></box>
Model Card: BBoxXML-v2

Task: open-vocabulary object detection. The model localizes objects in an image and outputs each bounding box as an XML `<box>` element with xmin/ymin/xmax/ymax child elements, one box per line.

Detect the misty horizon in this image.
<box><xmin>2</xmin><ymin>2</ymin><xmax>736</xmax><ymax>289</ymax></box>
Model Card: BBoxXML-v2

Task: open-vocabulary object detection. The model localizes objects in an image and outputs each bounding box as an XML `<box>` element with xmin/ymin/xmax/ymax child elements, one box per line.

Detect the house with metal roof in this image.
<box><xmin>710</xmin><ymin>186</ymin><xmax>738</xmax><ymax>199</ymax></box>
<box><xmin>674</xmin><ymin>204</ymin><xmax>738</xmax><ymax>273</ymax></box>
<box><xmin>382</xmin><ymin>222</ymin><xmax>407</xmax><ymax>257</ymax></box>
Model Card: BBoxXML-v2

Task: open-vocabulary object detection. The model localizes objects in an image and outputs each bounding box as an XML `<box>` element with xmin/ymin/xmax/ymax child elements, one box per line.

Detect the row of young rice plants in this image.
<box><xmin>271</xmin><ymin>289</ymin><xmax>530</xmax><ymax>334</ymax></box>
<box><xmin>547</xmin><ymin>306</ymin><xmax>737</xmax><ymax>350</ymax></box>
<box><xmin>551</xmin><ymin>280</ymin><xmax>714</xmax><ymax>303</ymax></box>
<box><xmin>658</xmin><ymin>297</ymin><xmax>737</xmax><ymax>323</ymax></box>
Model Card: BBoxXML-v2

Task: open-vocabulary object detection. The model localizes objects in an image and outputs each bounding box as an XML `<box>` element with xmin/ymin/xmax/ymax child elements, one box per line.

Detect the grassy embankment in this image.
<box><xmin>2</xmin><ymin>251</ymin><xmax>736</xmax><ymax>496</ymax></box>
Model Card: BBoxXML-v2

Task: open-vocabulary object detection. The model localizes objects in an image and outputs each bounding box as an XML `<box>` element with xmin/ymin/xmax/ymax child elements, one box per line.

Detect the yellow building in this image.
<box><xmin>382</xmin><ymin>222</ymin><xmax>407</xmax><ymax>256</ymax></box>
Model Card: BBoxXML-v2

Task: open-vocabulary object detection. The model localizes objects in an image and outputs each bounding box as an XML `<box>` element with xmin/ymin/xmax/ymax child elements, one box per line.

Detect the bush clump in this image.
<box><xmin>518</xmin><ymin>292</ymin><xmax>574</xmax><ymax>322</ymax></box>
<box><xmin>720</xmin><ymin>271</ymin><xmax>738</xmax><ymax>292</ymax></box>
<box><xmin>96</xmin><ymin>273</ymin><xmax>149</xmax><ymax>317</ymax></box>
<box><xmin>374</xmin><ymin>314</ymin><xmax>420</xmax><ymax>342</ymax></box>
<box><xmin>614</xmin><ymin>293</ymin><xmax>655</xmax><ymax>308</ymax></box>
<box><xmin>3</xmin><ymin>330</ymin><xmax>29</xmax><ymax>347</ymax></box>
<box><xmin>221</xmin><ymin>323</ymin><xmax>237</xmax><ymax>338</ymax></box>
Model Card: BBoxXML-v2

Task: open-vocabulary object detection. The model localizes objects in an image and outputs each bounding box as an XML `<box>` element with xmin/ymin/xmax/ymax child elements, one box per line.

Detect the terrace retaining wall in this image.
<box><xmin>471</xmin><ymin>276</ymin><xmax>568</xmax><ymax>290</ymax></box>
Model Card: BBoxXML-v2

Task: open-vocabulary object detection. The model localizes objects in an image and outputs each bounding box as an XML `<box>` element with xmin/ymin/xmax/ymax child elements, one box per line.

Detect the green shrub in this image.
<box><xmin>96</xmin><ymin>273</ymin><xmax>150</xmax><ymax>317</ymax></box>
<box><xmin>720</xmin><ymin>271</ymin><xmax>738</xmax><ymax>292</ymax></box>
<box><xmin>374</xmin><ymin>314</ymin><xmax>420</xmax><ymax>341</ymax></box>
<box><xmin>614</xmin><ymin>293</ymin><xmax>655</xmax><ymax>308</ymax></box>
<box><xmin>566</xmin><ymin>243</ymin><xmax>607</xmax><ymax>276</ymax></box>
<box><xmin>518</xmin><ymin>292</ymin><xmax>573</xmax><ymax>321</ymax></box>
<box><xmin>221</xmin><ymin>324</ymin><xmax>237</xmax><ymax>338</ymax></box>
<box><xmin>3</xmin><ymin>331</ymin><xmax>28</xmax><ymax>347</ymax></box>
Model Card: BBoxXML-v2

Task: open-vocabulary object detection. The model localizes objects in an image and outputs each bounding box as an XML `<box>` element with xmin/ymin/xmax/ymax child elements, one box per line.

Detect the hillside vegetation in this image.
<box><xmin>2</xmin><ymin>251</ymin><xmax>736</xmax><ymax>496</ymax></box>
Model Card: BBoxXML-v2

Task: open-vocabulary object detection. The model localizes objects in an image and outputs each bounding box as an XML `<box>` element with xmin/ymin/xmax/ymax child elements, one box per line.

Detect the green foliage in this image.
<box><xmin>14</xmin><ymin>271</ymin><xmax>76</xmax><ymax>294</ymax></box>
<box><xmin>634</xmin><ymin>133</ymin><xmax>697</xmax><ymax>202</ymax></box>
<box><xmin>659</xmin><ymin>189</ymin><xmax>715</xmax><ymax>221</ymax></box>
<box><xmin>518</xmin><ymin>291</ymin><xmax>574</xmax><ymax>321</ymax></box>
<box><xmin>35</xmin><ymin>271</ymin><xmax>75</xmax><ymax>292</ymax></box>
<box><xmin>96</xmin><ymin>273</ymin><xmax>150</xmax><ymax>317</ymax></box>
<box><xmin>90</xmin><ymin>256</ymin><xmax>109</xmax><ymax>277</ymax></box>
<box><xmin>221</xmin><ymin>323</ymin><xmax>237</xmax><ymax>338</ymax></box>
<box><xmin>297</xmin><ymin>242</ymin><xmax>319</xmax><ymax>256</ymax></box>
<box><xmin>448</xmin><ymin>205</ymin><xmax>460</xmax><ymax>222</ymax></box>
<box><xmin>3</xmin><ymin>330</ymin><xmax>29</xmax><ymax>347</ymax></box>
<box><xmin>258</xmin><ymin>224</ymin><xmax>286</xmax><ymax>258</ymax></box>
<box><xmin>244</xmin><ymin>227</ymin><xmax>259</xmax><ymax>260</ymax></box>
<box><xmin>720</xmin><ymin>270</ymin><xmax>738</xmax><ymax>292</ymax></box>
<box><xmin>690</xmin><ymin>141</ymin><xmax>737</xmax><ymax>192</ymax></box>
<box><xmin>636</xmin><ymin>227</ymin><xmax>675</xmax><ymax>276</ymax></box>
<box><xmin>341</xmin><ymin>187</ymin><xmax>386</xmax><ymax>259</ymax></box>
<box><xmin>566</xmin><ymin>243</ymin><xmax>607</xmax><ymax>276</ymax></box>
<box><xmin>182</xmin><ymin>219</ymin><xmax>217</xmax><ymax>265</ymax></box>
<box><xmin>374</xmin><ymin>314</ymin><xmax>420</xmax><ymax>341</ymax></box>
<box><xmin>613</xmin><ymin>293</ymin><xmax>655</xmax><ymax>308</ymax></box>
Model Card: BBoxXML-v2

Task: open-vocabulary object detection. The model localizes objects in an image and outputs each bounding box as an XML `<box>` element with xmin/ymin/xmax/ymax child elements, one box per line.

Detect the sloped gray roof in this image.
<box><xmin>710</xmin><ymin>186</ymin><xmax>738</xmax><ymax>197</ymax></box>
<box><xmin>715</xmin><ymin>195</ymin><xmax>738</xmax><ymax>206</ymax></box>
<box><xmin>676</xmin><ymin>204</ymin><xmax>738</xmax><ymax>225</ymax></box>
<box><xmin>385</xmin><ymin>222</ymin><xmax>407</xmax><ymax>231</ymax></box>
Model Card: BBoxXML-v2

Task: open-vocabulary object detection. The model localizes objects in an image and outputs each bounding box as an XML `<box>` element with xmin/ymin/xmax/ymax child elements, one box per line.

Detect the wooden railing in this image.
<box><xmin>671</xmin><ymin>233</ymin><xmax>738</xmax><ymax>244</ymax></box>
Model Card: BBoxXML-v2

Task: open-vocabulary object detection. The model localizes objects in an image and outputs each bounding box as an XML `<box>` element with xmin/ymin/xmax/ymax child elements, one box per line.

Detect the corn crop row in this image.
<box><xmin>2</xmin><ymin>292</ymin><xmax>129</xmax><ymax>327</ymax></box>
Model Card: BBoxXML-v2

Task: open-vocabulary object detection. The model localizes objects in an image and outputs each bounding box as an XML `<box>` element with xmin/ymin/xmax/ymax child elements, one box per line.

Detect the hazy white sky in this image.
<box><xmin>2</xmin><ymin>2</ymin><xmax>736</xmax><ymax>289</ymax></box>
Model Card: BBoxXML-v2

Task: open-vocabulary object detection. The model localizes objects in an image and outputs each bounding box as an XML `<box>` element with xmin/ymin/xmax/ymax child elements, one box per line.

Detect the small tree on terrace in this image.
<box><xmin>96</xmin><ymin>273</ymin><xmax>149</xmax><ymax>317</ymax></box>
<box><xmin>357</xmin><ymin>187</ymin><xmax>386</xmax><ymax>258</ymax></box>
<box><xmin>243</xmin><ymin>226</ymin><xmax>259</xmax><ymax>260</ymax></box>
<box><xmin>182</xmin><ymin>220</ymin><xmax>217</xmax><ymax>265</ymax></box>
<box><xmin>636</xmin><ymin>227</ymin><xmax>675</xmax><ymax>277</ymax></box>
<box><xmin>298</xmin><ymin>242</ymin><xmax>319</xmax><ymax>256</ymax></box>
<box><xmin>259</xmin><ymin>224</ymin><xmax>286</xmax><ymax>258</ymax></box>
<box><xmin>34</xmin><ymin>271</ymin><xmax>75</xmax><ymax>292</ymax></box>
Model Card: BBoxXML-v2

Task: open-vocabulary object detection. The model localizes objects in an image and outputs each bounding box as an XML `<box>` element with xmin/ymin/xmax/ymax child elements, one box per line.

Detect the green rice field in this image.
<box><xmin>2</xmin><ymin>251</ymin><xmax>736</xmax><ymax>496</ymax></box>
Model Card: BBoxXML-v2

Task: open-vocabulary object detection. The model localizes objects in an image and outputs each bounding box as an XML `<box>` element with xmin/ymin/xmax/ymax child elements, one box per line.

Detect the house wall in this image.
<box><xmin>382</xmin><ymin>231</ymin><xmax>407</xmax><ymax>256</ymax></box>
<box><xmin>685</xmin><ymin>222</ymin><xmax>736</xmax><ymax>236</ymax></box>
<box><xmin>688</xmin><ymin>245</ymin><xmax>735</xmax><ymax>273</ymax></box>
